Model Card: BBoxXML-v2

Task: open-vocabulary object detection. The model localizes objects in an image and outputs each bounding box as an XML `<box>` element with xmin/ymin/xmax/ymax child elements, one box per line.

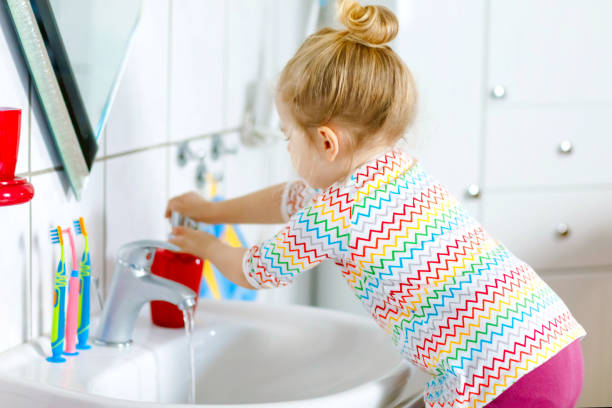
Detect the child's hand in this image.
<box><xmin>169</xmin><ymin>226</ymin><xmax>254</xmax><ymax>290</ymax></box>
<box><xmin>169</xmin><ymin>226</ymin><xmax>219</xmax><ymax>260</ymax></box>
<box><xmin>165</xmin><ymin>192</ymin><xmax>216</xmax><ymax>222</ymax></box>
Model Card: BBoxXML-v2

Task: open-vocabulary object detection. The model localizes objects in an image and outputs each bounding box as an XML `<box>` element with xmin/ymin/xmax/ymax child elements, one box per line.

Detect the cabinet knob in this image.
<box><xmin>491</xmin><ymin>85</ymin><xmax>506</xmax><ymax>99</ymax></box>
<box><xmin>558</xmin><ymin>140</ymin><xmax>573</xmax><ymax>154</ymax></box>
<box><xmin>466</xmin><ymin>184</ymin><xmax>480</xmax><ymax>198</ymax></box>
<box><xmin>555</xmin><ymin>223</ymin><xmax>570</xmax><ymax>237</ymax></box>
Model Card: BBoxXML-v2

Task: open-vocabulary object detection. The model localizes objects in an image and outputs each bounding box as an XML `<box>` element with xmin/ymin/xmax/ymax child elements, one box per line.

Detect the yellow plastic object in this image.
<box><xmin>207</xmin><ymin>173</ymin><xmax>218</xmax><ymax>199</ymax></box>
<box><xmin>223</xmin><ymin>224</ymin><xmax>243</xmax><ymax>248</ymax></box>
<box><xmin>199</xmin><ymin>225</ymin><xmax>242</xmax><ymax>300</ymax></box>
<box><xmin>199</xmin><ymin>174</ymin><xmax>248</xmax><ymax>300</ymax></box>
<box><xmin>202</xmin><ymin>261</ymin><xmax>221</xmax><ymax>300</ymax></box>
<box><xmin>200</xmin><ymin>173</ymin><xmax>222</xmax><ymax>299</ymax></box>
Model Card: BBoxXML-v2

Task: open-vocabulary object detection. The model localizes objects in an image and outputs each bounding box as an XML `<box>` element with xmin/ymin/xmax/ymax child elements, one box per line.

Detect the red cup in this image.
<box><xmin>0</xmin><ymin>107</ymin><xmax>34</xmax><ymax>206</ymax></box>
<box><xmin>0</xmin><ymin>107</ymin><xmax>21</xmax><ymax>179</ymax></box>
<box><xmin>150</xmin><ymin>249</ymin><xmax>203</xmax><ymax>328</ymax></box>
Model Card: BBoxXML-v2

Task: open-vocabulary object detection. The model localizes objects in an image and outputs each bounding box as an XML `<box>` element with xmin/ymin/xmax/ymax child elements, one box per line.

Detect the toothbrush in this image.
<box><xmin>73</xmin><ymin>217</ymin><xmax>91</xmax><ymax>350</ymax></box>
<box><xmin>47</xmin><ymin>227</ymin><xmax>67</xmax><ymax>363</ymax></box>
<box><xmin>63</xmin><ymin>227</ymin><xmax>80</xmax><ymax>356</ymax></box>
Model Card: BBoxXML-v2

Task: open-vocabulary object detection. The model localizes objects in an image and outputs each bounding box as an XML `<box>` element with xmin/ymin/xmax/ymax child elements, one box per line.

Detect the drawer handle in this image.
<box><xmin>558</xmin><ymin>140</ymin><xmax>573</xmax><ymax>154</ymax></box>
<box><xmin>555</xmin><ymin>223</ymin><xmax>570</xmax><ymax>237</ymax></box>
<box><xmin>466</xmin><ymin>184</ymin><xmax>480</xmax><ymax>198</ymax></box>
<box><xmin>491</xmin><ymin>85</ymin><xmax>506</xmax><ymax>99</ymax></box>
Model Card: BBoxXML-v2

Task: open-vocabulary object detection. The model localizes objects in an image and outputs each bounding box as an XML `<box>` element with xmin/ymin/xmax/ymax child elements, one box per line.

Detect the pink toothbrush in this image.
<box><xmin>63</xmin><ymin>228</ymin><xmax>80</xmax><ymax>356</ymax></box>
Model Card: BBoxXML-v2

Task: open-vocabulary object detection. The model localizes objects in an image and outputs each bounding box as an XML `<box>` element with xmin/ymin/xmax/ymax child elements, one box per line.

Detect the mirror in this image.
<box><xmin>4</xmin><ymin>0</ymin><xmax>142</xmax><ymax>198</ymax></box>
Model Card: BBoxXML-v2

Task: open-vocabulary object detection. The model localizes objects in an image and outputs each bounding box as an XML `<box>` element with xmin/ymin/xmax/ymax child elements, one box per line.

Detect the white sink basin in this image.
<box><xmin>0</xmin><ymin>300</ymin><xmax>428</xmax><ymax>407</ymax></box>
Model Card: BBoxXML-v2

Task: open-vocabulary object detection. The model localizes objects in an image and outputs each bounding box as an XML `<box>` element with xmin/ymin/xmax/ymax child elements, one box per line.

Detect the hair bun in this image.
<box><xmin>336</xmin><ymin>0</ymin><xmax>399</xmax><ymax>46</ymax></box>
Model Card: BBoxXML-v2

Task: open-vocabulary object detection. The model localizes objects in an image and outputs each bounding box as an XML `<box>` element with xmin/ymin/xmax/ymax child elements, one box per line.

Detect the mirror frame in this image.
<box><xmin>3</xmin><ymin>0</ymin><xmax>139</xmax><ymax>198</ymax></box>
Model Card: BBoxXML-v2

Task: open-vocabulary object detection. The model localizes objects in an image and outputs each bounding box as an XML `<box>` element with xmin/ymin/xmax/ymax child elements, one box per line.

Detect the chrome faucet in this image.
<box><xmin>94</xmin><ymin>240</ymin><xmax>197</xmax><ymax>347</ymax></box>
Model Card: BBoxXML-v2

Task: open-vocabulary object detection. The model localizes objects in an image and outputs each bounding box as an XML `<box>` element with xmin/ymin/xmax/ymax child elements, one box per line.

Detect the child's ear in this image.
<box><xmin>316</xmin><ymin>125</ymin><xmax>340</xmax><ymax>161</ymax></box>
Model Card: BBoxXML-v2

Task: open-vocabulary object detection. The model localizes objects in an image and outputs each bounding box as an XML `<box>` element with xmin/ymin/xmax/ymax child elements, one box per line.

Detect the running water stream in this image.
<box><xmin>182</xmin><ymin>306</ymin><xmax>196</xmax><ymax>404</ymax></box>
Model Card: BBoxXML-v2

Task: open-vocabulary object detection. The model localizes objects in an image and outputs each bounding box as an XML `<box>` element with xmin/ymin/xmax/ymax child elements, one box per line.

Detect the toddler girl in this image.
<box><xmin>166</xmin><ymin>1</ymin><xmax>586</xmax><ymax>407</ymax></box>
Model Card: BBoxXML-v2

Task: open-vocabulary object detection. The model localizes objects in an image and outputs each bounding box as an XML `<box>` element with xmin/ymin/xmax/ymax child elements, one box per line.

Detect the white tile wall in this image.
<box><xmin>224</xmin><ymin>0</ymin><xmax>265</xmax><ymax>129</ymax></box>
<box><xmin>0</xmin><ymin>0</ymin><xmax>305</xmax><ymax>355</ymax></box>
<box><xmin>105</xmin><ymin>149</ymin><xmax>169</xmax><ymax>292</ymax></box>
<box><xmin>105</xmin><ymin>0</ymin><xmax>170</xmax><ymax>155</ymax></box>
<box><xmin>170</xmin><ymin>0</ymin><xmax>226</xmax><ymax>140</ymax></box>
<box><xmin>0</xmin><ymin>204</ymin><xmax>29</xmax><ymax>350</ymax></box>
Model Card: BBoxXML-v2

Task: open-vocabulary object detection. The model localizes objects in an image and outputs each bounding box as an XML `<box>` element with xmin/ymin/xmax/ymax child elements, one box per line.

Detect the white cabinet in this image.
<box><xmin>488</xmin><ymin>0</ymin><xmax>612</xmax><ymax>104</ymax></box>
<box><xmin>485</xmin><ymin>1</ymin><xmax>612</xmax><ymax>406</ymax></box>
<box><xmin>481</xmin><ymin>190</ymin><xmax>612</xmax><ymax>270</ymax></box>
<box><xmin>395</xmin><ymin>0</ymin><xmax>486</xmax><ymax>219</ymax></box>
<box><xmin>485</xmin><ymin>105</ymin><xmax>612</xmax><ymax>188</ymax></box>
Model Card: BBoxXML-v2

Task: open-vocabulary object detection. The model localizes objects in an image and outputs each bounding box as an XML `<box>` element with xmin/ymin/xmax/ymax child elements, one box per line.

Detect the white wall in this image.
<box><xmin>0</xmin><ymin>0</ymin><xmax>313</xmax><ymax>354</ymax></box>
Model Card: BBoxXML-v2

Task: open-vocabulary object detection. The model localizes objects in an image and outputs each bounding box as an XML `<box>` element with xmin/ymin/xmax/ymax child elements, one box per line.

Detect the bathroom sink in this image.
<box><xmin>0</xmin><ymin>300</ymin><xmax>429</xmax><ymax>407</ymax></box>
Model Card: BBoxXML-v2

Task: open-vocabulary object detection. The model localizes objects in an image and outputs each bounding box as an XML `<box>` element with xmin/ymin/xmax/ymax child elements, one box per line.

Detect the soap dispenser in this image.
<box><xmin>0</xmin><ymin>107</ymin><xmax>34</xmax><ymax>206</ymax></box>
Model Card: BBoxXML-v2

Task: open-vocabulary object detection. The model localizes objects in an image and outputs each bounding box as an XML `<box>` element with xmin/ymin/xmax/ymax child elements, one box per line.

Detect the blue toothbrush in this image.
<box><xmin>73</xmin><ymin>217</ymin><xmax>92</xmax><ymax>350</ymax></box>
<box><xmin>47</xmin><ymin>226</ymin><xmax>67</xmax><ymax>363</ymax></box>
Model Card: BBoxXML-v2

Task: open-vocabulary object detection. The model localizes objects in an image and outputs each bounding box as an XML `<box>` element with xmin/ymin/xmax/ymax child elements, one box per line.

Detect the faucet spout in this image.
<box><xmin>94</xmin><ymin>241</ymin><xmax>197</xmax><ymax>347</ymax></box>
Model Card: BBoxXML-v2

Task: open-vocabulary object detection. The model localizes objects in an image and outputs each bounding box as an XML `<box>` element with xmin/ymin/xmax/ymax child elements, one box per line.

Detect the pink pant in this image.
<box><xmin>485</xmin><ymin>339</ymin><xmax>584</xmax><ymax>408</ymax></box>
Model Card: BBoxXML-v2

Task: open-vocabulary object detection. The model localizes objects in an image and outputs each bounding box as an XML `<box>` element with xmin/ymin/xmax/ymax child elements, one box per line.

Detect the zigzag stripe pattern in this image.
<box><xmin>242</xmin><ymin>148</ymin><xmax>586</xmax><ymax>407</ymax></box>
<box><xmin>281</xmin><ymin>179</ymin><xmax>319</xmax><ymax>222</ymax></box>
<box><xmin>243</xmin><ymin>180</ymin><xmax>351</xmax><ymax>289</ymax></box>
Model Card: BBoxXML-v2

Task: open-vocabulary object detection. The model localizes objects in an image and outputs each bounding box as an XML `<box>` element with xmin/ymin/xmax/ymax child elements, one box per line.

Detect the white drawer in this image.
<box><xmin>484</xmin><ymin>105</ymin><xmax>612</xmax><ymax>188</ymax></box>
<box><xmin>488</xmin><ymin>0</ymin><xmax>612</xmax><ymax>104</ymax></box>
<box><xmin>480</xmin><ymin>189</ymin><xmax>612</xmax><ymax>270</ymax></box>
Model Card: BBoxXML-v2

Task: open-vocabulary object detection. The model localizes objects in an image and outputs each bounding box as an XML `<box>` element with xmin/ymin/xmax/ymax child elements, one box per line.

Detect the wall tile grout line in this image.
<box><xmin>484</xmin><ymin>100</ymin><xmax>612</xmax><ymax>109</ymax></box>
<box><xmin>483</xmin><ymin>184</ymin><xmax>612</xmax><ymax>193</ymax></box>
<box><xmin>14</xmin><ymin>127</ymin><xmax>243</xmax><ymax>179</ymax></box>
<box><xmin>25</xmin><ymin>76</ymin><xmax>33</xmax><ymax>342</ymax></box>
<box><xmin>538</xmin><ymin>264</ymin><xmax>612</xmax><ymax>275</ymax></box>
<box><xmin>165</xmin><ymin>0</ymin><xmax>173</xmax><ymax>202</ymax></box>
<box><xmin>222</xmin><ymin>0</ymin><xmax>229</xmax><ymax>129</ymax></box>
<box><xmin>476</xmin><ymin>0</ymin><xmax>491</xmax><ymax>222</ymax></box>
<box><xmin>102</xmin><ymin>128</ymin><xmax>108</xmax><ymax>301</ymax></box>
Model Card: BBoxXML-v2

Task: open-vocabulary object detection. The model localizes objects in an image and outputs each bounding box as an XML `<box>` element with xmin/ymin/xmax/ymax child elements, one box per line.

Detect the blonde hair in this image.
<box><xmin>277</xmin><ymin>0</ymin><xmax>417</xmax><ymax>149</ymax></box>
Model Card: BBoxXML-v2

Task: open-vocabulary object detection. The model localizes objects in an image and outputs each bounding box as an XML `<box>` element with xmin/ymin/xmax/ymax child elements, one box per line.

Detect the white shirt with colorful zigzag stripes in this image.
<box><xmin>242</xmin><ymin>147</ymin><xmax>586</xmax><ymax>408</ymax></box>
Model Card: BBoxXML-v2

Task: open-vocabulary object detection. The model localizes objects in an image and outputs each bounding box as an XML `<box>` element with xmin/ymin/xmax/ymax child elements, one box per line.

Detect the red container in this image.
<box><xmin>150</xmin><ymin>249</ymin><xmax>203</xmax><ymax>328</ymax></box>
<box><xmin>0</xmin><ymin>107</ymin><xmax>34</xmax><ymax>206</ymax></box>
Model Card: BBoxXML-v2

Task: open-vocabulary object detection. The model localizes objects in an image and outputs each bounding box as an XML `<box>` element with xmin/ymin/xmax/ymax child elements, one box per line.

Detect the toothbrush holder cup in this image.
<box><xmin>0</xmin><ymin>107</ymin><xmax>34</xmax><ymax>206</ymax></box>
